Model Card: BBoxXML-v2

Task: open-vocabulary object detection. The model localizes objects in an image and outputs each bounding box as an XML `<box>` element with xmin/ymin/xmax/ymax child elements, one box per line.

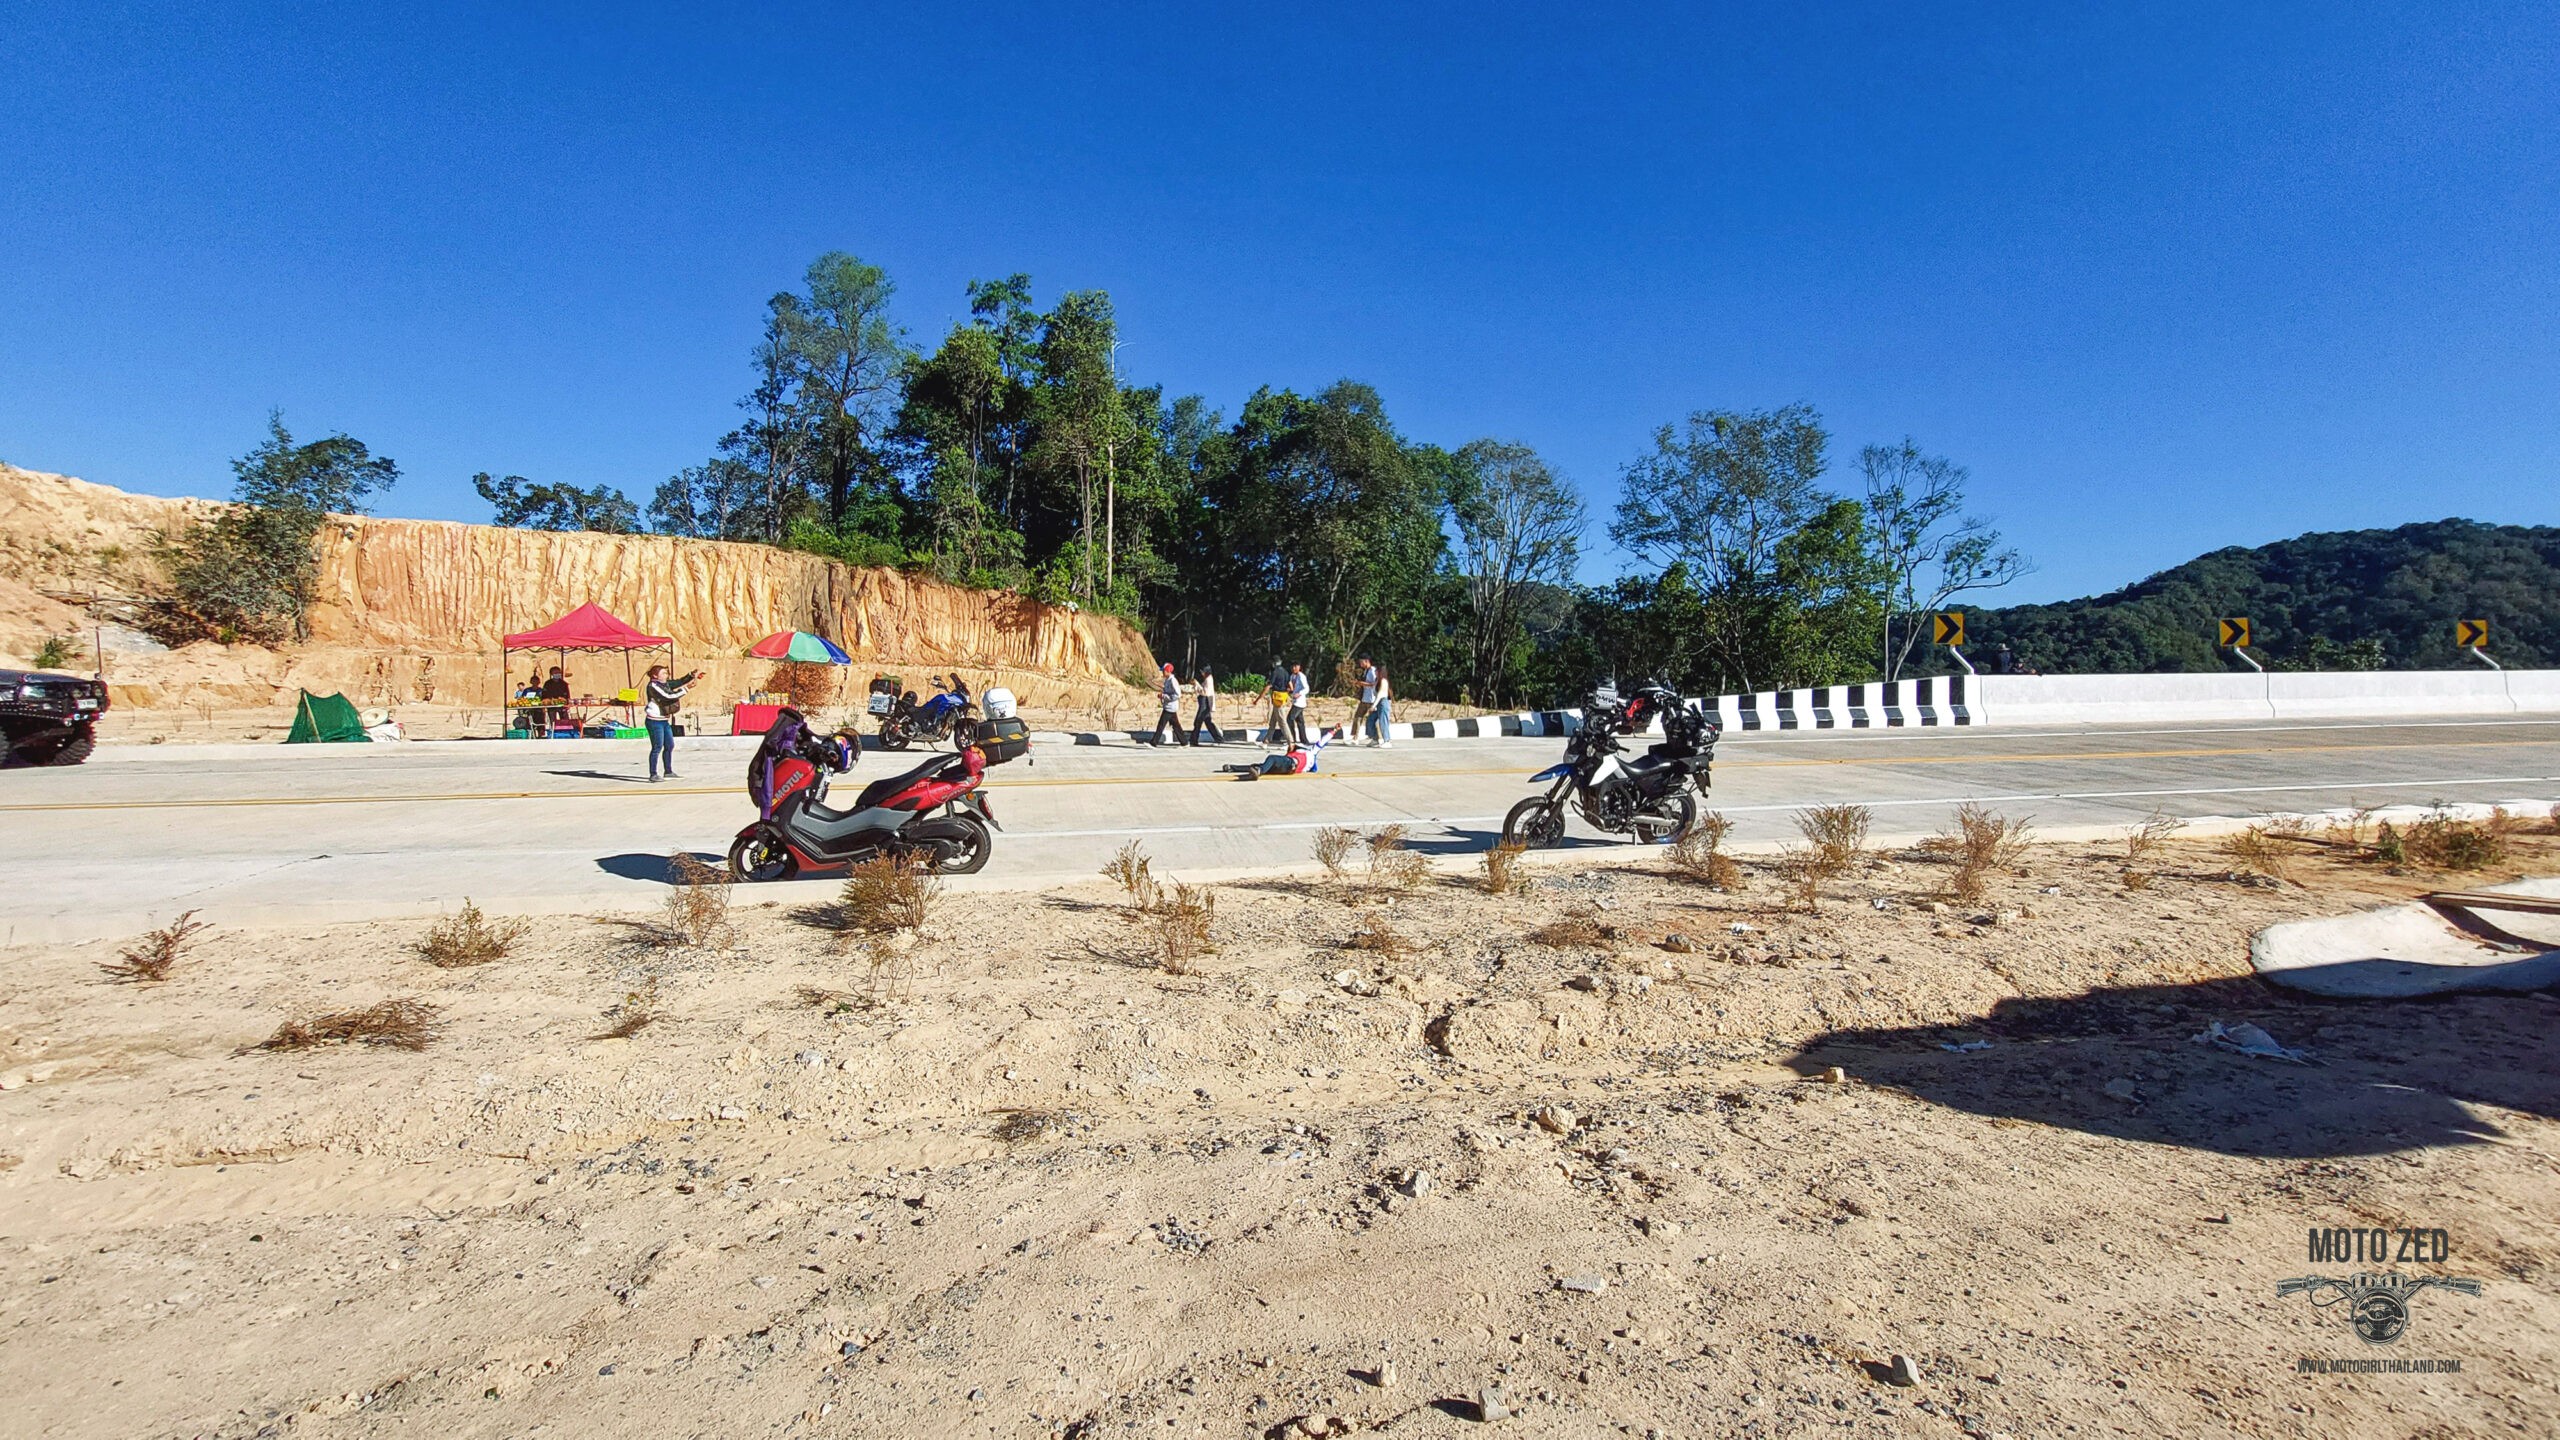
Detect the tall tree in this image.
<box><xmin>1859</xmin><ymin>439</ymin><xmax>2031</xmax><ymax>678</ymax></box>
<box><xmin>153</xmin><ymin>413</ymin><xmax>398</xmax><ymax>644</ymax></box>
<box><xmin>647</xmin><ymin>459</ymin><xmax>760</xmax><ymax>540</ymax></box>
<box><xmin>1449</xmin><ymin>439</ymin><xmax>1585</xmax><ymax>705</ymax></box>
<box><xmin>1030</xmin><ymin>291</ymin><xmax>1125</xmax><ymax>600</ymax></box>
<box><xmin>779</xmin><ymin>252</ymin><xmax>908</xmax><ymax>532</ymax></box>
<box><xmin>1609</xmin><ymin>404</ymin><xmax>1831</xmax><ymax>692</ymax></box>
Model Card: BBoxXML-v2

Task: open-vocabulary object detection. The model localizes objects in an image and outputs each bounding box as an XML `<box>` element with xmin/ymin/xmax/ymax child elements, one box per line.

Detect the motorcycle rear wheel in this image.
<box><xmin>1503</xmin><ymin>797</ymin><xmax>1567</xmax><ymax>849</ymax></box>
<box><xmin>1635</xmin><ymin>790</ymin><xmax>1698</xmax><ymax>844</ymax></box>
<box><xmin>727</xmin><ymin>829</ymin><xmax>796</xmax><ymax>882</ymax></box>
<box><xmin>877</xmin><ymin>718</ymin><xmax>913</xmax><ymax>751</ymax></box>
<box><xmin>915</xmin><ymin>815</ymin><xmax>992</xmax><ymax>875</ymax></box>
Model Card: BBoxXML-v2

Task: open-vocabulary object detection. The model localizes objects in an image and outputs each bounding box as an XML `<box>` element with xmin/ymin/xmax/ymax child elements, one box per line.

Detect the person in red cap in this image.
<box><xmin>1150</xmin><ymin>661</ymin><xmax>1187</xmax><ymax>746</ymax></box>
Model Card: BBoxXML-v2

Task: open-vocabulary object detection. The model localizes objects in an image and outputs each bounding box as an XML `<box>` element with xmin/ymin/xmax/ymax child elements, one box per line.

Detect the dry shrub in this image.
<box><xmin>100</xmin><ymin>910</ymin><xmax>211</xmax><ymax>983</ymax></box>
<box><xmin>259</xmin><ymin>998</ymin><xmax>440</xmax><ymax>1053</ymax></box>
<box><xmin>1100</xmin><ymin>839</ymin><xmax>1160</xmax><ymax>913</ymax></box>
<box><xmin>2402</xmin><ymin>807</ymin><xmax>2509</xmax><ymax>872</ymax></box>
<box><xmin>662</xmin><ymin>853</ymin><xmax>734</xmax><ymax>947</ymax></box>
<box><xmin>1342</xmin><ymin>912</ymin><xmax>1414</xmax><ymax>959</ymax></box>
<box><xmin>2370</xmin><ymin>821</ymin><xmax>2408</xmax><ymax>868</ymax></box>
<box><xmin>1795</xmin><ymin>804</ymin><xmax>1871</xmax><ymax>871</ymax></box>
<box><xmin>1943</xmin><ymin>803</ymin><xmax>2034</xmax><ymax>901</ymax></box>
<box><xmin>2548</xmin><ymin>802</ymin><xmax>2560</xmax><ymax>835</ymax></box>
<box><xmin>1665</xmin><ymin>812</ymin><xmax>1741</xmax><ymax>889</ymax></box>
<box><xmin>1774</xmin><ymin>846</ymin><xmax>1833</xmax><ymax>912</ymax></box>
<box><xmin>2221</xmin><ymin>824</ymin><xmax>2291</xmax><ymax>880</ymax></box>
<box><xmin>1156</xmin><ymin>881</ymin><xmax>1216</xmax><ymax>974</ymax></box>
<box><xmin>417</xmin><ymin>899</ymin><xmax>527</xmax><ymax>968</ymax></box>
<box><xmin>1085</xmin><ymin>685</ymin><xmax>1126</xmax><ymax>731</ymax></box>
<box><xmin>2121</xmin><ymin>868</ymin><xmax>2155</xmax><ymax>891</ymax></box>
<box><xmin>765</xmin><ymin>659</ymin><xmax>839</xmax><ymax>711</ymax></box>
<box><xmin>1365</xmin><ymin>825</ymin><xmax>1431</xmax><ymax>891</ymax></box>
<box><xmin>2264</xmin><ymin>813</ymin><xmax>2315</xmax><ymax>844</ymax></box>
<box><xmin>841</xmin><ymin>853</ymin><xmax>941</xmax><ymax>934</ymax></box>
<box><xmin>2323</xmin><ymin>806</ymin><xmax>2377</xmax><ymax>849</ymax></box>
<box><xmin>595</xmin><ymin>977</ymin><xmax>662</xmax><ymax>1038</ymax></box>
<box><xmin>1528</xmin><ymin>913</ymin><xmax>1612</xmax><ymax>948</ymax></box>
<box><xmin>994</xmin><ymin>1108</ymin><xmax>1072</xmax><ymax>1145</ymax></box>
<box><xmin>2124</xmin><ymin>809</ymin><xmax>2186</xmax><ymax>863</ymax></box>
<box><xmin>1312</xmin><ymin>825</ymin><xmax>1359</xmax><ymax>882</ymax></box>
<box><xmin>1480</xmin><ymin>840</ymin><xmax>1532</xmax><ymax>896</ymax></box>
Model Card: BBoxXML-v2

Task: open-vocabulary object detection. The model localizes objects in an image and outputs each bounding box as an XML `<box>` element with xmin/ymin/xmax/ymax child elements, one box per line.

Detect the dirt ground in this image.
<box><xmin>3</xmin><ymin>824</ymin><xmax>2555</xmax><ymax>1439</ymax></box>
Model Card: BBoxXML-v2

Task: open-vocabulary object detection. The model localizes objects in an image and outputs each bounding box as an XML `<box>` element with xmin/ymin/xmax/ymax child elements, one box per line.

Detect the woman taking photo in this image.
<box><xmin>643</xmin><ymin>663</ymin><xmax>702</xmax><ymax>782</ymax></box>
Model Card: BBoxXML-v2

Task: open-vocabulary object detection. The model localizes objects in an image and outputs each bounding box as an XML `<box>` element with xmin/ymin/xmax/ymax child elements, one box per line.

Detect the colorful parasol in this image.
<box><xmin>748</xmin><ymin>631</ymin><xmax>852</xmax><ymax>664</ymax></box>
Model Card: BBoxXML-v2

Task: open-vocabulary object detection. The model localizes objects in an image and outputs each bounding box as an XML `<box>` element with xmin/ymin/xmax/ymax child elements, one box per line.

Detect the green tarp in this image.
<box><xmin>285</xmin><ymin>690</ymin><xmax>370</xmax><ymax>744</ymax></box>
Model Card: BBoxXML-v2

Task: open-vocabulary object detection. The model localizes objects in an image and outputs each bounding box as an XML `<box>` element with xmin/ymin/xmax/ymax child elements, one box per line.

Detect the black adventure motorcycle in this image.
<box><xmin>1500</xmin><ymin>683</ymin><xmax>1716</xmax><ymax>847</ymax></box>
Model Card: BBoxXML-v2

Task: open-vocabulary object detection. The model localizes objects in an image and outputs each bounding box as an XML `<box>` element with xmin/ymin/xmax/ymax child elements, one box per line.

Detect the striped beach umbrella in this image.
<box><xmin>748</xmin><ymin>631</ymin><xmax>852</xmax><ymax>664</ymax></box>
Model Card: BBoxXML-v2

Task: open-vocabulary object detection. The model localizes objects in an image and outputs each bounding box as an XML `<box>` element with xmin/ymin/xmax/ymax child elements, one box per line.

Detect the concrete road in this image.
<box><xmin>6</xmin><ymin>717</ymin><xmax>2559</xmax><ymax>941</ymax></box>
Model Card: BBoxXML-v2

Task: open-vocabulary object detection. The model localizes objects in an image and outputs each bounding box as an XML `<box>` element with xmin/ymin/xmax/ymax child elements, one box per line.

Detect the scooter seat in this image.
<box><xmin>853</xmin><ymin>754</ymin><xmax>963</xmax><ymax>812</ymax></box>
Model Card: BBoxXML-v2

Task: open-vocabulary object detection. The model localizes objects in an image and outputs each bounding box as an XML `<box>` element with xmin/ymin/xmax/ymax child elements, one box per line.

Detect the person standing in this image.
<box><xmin>1287</xmin><ymin>663</ymin><xmax>1311</xmax><ymax>746</ymax></box>
<box><xmin>1191</xmin><ymin>665</ymin><xmax>1224</xmax><ymax>745</ymax></box>
<box><xmin>1369</xmin><ymin>664</ymin><xmax>1394</xmax><ymax>748</ymax></box>
<box><xmin>1264</xmin><ymin>661</ymin><xmax>1291</xmax><ymax>749</ymax></box>
<box><xmin>1351</xmin><ymin>656</ymin><xmax>1378</xmax><ymax>744</ymax></box>
<box><xmin>1151</xmin><ymin>662</ymin><xmax>1185</xmax><ymax>745</ymax></box>
<box><xmin>643</xmin><ymin>662</ymin><xmax>700</xmax><ymax>782</ymax></box>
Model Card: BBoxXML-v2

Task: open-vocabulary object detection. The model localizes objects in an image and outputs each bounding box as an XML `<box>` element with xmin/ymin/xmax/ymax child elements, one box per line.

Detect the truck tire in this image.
<box><xmin>23</xmin><ymin>729</ymin><xmax>96</xmax><ymax>766</ymax></box>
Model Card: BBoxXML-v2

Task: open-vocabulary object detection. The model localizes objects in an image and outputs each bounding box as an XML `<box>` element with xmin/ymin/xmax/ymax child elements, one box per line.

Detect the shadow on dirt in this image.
<box><xmin>1783</xmin><ymin>976</ymin><xmax>2559</xmax><ymax>1158</ymax></box>
<box><xmin>593</xmin><ymin>852</ymin><xmax>726</xmax><ymax>885</ymax></box>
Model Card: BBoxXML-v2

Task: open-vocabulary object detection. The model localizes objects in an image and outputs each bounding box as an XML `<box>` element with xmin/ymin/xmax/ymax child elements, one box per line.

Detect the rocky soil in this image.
<box><xmin>3</xmin><ymin>832</ymin><xmax>2554</xmax><ymax>1438</ymax></box>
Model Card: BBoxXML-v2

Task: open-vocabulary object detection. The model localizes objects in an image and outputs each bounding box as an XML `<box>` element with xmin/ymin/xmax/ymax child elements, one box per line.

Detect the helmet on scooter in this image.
<box><xmin>981</xmin><ymin>687</ymin><xmax>1017</xmax><ymax>720</ymax></box>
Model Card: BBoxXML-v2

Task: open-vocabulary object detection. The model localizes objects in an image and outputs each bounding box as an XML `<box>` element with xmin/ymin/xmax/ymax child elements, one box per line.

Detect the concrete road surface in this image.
<box><xmin>6</xmin><ymin>717</ymin><xmax>2558</xmax><ymax>942</ymax></box>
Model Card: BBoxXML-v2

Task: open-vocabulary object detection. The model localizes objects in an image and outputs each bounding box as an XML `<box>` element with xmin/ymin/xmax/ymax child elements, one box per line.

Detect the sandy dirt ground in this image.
<box><xmin>3</xmin><ymin>824</ymin><xmax>2555</xmax><ymax>1439</ymax></box>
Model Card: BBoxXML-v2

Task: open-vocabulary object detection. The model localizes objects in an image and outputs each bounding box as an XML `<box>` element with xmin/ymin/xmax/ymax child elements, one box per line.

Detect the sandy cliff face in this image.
<box><xmin>0</xmin><ymin>463</ymin><xmax>1156</xmax><ymax>714</ymax></box>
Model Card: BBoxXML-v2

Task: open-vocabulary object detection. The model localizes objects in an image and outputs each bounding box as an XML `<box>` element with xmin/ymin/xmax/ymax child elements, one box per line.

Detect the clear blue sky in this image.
<box><xmin>4</xmin><ymin>3</ymin><xmax>2554</xmax><ymax>603</ymax></box>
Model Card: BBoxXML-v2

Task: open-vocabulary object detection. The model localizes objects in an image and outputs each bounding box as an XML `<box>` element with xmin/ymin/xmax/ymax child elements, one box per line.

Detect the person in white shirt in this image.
<box><xmin>1191</xmin><ymin>666</ymin><xmax>1224</xmax><ymax>745</ymax></box>
<box><xmin>1286</xmin><ymin>664</ymin><xmax>1311</xmax><ymax>746</ymax></box>
<box><xmin>643</xmin><ymin>663</ymin><xmax>701</xmax><ymax>781</ymax></box>
<box><xmin>1369</xmin><ymin>664</ymin><xmax>1394</xmax><ymax>748</ymax></box>
<box><xmin>1150</xmin><ymin>662</ymin><xmax>1186</xmax><ymax>746</ymax></box>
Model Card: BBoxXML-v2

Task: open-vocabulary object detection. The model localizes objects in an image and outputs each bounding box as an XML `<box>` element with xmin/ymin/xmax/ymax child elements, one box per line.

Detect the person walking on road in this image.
<box><xmin>1287</xmin><ymin>663</ymin><xmax>1311</xmax><ymax>746</ymax></box>
<box><xmin>1368</xmin><ymin>663</ymin><xmax>1394</xmax><ymax>747</ymax></box>
<box><xmin>1191</xmin><ymin>665</ymin><xmax>1224</xmax><ymax>745</ymax></box>
<box><xmin>643</xmin><ymin>662</ymin><xmax>700</xmax><ymax>781</ymax></box>
<box><xmin>1150</xmin><ymin>662</ymin><xmax>1187</xmax><ymax>746</ymax></box>
<box><xmin>1264</xmin><ymin>661</ymin><xmax>1291</xmax><ymax>749</ymax></box>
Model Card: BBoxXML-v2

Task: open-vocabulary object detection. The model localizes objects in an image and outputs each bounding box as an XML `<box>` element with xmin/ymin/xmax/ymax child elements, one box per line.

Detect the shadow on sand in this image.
<box><xmin>1783</xmin><ymin>975</ymin><xmax>2559</xmax><ymax>1159</ymax></box>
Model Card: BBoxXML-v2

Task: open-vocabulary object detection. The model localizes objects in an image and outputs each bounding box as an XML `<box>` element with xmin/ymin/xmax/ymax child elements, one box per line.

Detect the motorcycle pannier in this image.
<box><xmin>867</xmin><ymin>675</ymin><xmax>901</xmax><ymax>716</ymax></box>
<box><xmin>1657</xmin><ymin>704</ymin><xmax>1714</xmax><ymax>759</ymax></box>
<box><xmin>970</xmin><ymin>716</ymin><xmax>1031</xmax><ymax>764</ymax></box>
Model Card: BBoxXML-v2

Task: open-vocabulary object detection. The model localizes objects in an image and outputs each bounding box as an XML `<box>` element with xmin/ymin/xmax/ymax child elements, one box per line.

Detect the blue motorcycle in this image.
<box><xmin>876</xmin><ymin>675</ymin><xmax>977</xmax><ymax>752</ymax></box>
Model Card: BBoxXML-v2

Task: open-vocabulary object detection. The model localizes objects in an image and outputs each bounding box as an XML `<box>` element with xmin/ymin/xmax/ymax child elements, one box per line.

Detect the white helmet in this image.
<box><xmin>981</xmin><ymin>686</ymin><xmax>1017</xmax><ymax>720</ymax></box>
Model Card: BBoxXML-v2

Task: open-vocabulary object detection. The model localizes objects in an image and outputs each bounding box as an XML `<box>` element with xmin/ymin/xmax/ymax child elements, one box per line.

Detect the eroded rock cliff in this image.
<box><xmin>0</xmin><ymin>463</ymin><xmax>1156</xmax><ymax>715</ymax></box>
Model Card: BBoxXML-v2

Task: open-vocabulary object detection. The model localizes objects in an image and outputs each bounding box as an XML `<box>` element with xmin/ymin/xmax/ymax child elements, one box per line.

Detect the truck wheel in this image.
<box><xmin>25</xmin><ymin>730</ymin><xmax>96</xmax><ymax>766</ymax></box>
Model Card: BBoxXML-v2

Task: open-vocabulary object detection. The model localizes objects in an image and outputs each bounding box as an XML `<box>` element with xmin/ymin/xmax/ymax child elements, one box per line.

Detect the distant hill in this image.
<box><xmin>1955</xmin><ymin>519</ymin><xmax>2558</xmax><ymax>674</ymax></box>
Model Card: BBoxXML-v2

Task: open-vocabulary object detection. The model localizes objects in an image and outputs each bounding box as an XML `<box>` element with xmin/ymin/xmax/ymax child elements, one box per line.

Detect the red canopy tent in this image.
<box><xmin>500</xmin><ymin>604</ymin><xmax>676</xmax><ymax>734</ymax></box>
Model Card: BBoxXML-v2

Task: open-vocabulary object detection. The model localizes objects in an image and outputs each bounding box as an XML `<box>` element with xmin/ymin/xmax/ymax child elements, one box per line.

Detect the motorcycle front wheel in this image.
<box><xmin>727</xmin><ymin>828</ymin><xmax>797</xmax><ymax>882</ymax></box>
<box><xmin>1502</xmin><ymin>797</ymin><xmax>1567</xmax><ymax>849</ymax></box>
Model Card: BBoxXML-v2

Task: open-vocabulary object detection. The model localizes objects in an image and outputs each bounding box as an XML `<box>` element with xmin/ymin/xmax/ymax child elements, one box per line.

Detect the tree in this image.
<box><xmin>152</xmin><ymin>412</ymin><xmax>399</xmax><ymax>644</ymax></box>
<box><xmin>895</xmin><ymin>324</ymin><xmax>1021</xmax><ymax>581</ymax></box>
<box><xmin>778</xmin><ymin>252</ymin><xmax>908</xmax><ymax>532</ymax></box>
<box><xmin>1030</xmin><ymin>291</ymin><xmax>1126</xmax><ymax>600</ymax></box>
<box><xmin>1859</xmin><ymin>439</ymin><xmax>2031</xmax><ymax>678</ymax></box>
<box><xmin>1449</xmin><ymin>439</ymin><xmax>1584</xmax><ymax>706</ymax></box>
<box><xmin>473</xmin><ymin>472</ymin><xmax>640</xmax><ymax>533</ymax></box>
<box><xmin>647</xmin><ymin>459</ymin><xmax>761</xmax><ymax>540</ymax></box>
<box><xmin>1609</xmin><ymin>404</ymin><xmax>1831</xmax><ymax>692</ymax></box>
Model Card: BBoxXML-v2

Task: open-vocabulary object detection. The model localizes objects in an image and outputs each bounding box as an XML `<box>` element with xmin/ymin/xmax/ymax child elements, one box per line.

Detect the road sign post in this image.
<box><xmin>1932</xmin><ymin>612</ymin><xmax>1973</xmax><ymax>674</ymax></box>
<box><xmin>2219</xmin><ymin>617</ymin><xmax>2262</xmax><ymax>673</ymax></box>
<box><xmin>2457</xmin><ymin>619</ymin><xmax>2497</xmax><ymax>669</ymax></box>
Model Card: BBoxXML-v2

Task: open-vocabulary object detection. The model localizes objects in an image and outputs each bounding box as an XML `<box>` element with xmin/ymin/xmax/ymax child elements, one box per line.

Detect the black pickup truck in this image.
<box><xmin>1</xmin><ymin>668</ymin><xmax>109</xmax><ymax>765</ymax></box>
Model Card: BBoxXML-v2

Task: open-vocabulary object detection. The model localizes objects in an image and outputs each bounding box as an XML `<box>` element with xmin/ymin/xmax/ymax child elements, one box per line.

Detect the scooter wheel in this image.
<box><xmin>1503</xmin><ymin>797</ymin><xmax>1567</xmax><ymax>849</ymax></box>
<box><xmin>728</xmin><ymin>829</ymin><xmax>797</xmax><ymax>882</ymax></box>
<box><xmin>929</xmin><ymin>816</ymin><xmax>992</xmax><ymax>875</ymax></box>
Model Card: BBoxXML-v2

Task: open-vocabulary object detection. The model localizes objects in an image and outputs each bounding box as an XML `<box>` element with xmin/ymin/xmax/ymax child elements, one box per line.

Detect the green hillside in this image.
<box><xmin>1956</xmin><ymin>519</ymin><xmax>2557</xmax><ymax>674</ymax></box>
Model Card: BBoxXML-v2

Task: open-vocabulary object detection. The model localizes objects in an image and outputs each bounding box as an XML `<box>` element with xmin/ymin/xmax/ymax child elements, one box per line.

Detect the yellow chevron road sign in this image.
<box><xmin>1932</xmin><ymin>612</ymin><xmax>1966</xmax><ymax>646</ymax></box>
<box><xmin>2456</xmin><ymin>618</ymin><xmax>2490</xmax><ymax>648</ymax></box>
<box><xmin>2219</xmin><ymin>617</ymin><xmax>2252</xmax><ymax>648</ymax></box>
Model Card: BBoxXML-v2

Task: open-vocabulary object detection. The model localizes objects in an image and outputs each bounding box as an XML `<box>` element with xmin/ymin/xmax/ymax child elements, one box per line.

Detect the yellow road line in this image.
<box><xmin>4</xmin><ymin>735</ymin><xmax>2551</xmax><ymax>812</ymax></box>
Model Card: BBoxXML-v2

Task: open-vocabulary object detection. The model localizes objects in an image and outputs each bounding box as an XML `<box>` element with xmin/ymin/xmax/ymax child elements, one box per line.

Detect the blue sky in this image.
<box><xmin>3</xmin><ymin>2</ymin><xmax>2554</xmax><ymax>603</ymax></box>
